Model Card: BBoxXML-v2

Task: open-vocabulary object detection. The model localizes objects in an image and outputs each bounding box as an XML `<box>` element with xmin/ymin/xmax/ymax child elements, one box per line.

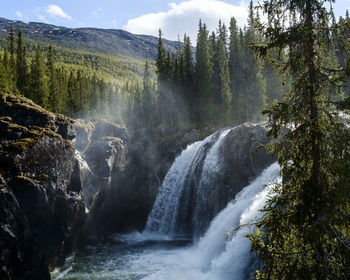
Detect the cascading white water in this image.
<box><xmin>74</xmin><ymin>150</ymin><xmax>93</xmax><ymax>212</ymax></box>
<box><xmin>193</xmin><ymin>162</ymin><xmax>280</xmax><ymax>279</ymax></box>
<box><xmin>145</xmin><ymin>130</ymin><xmax>221</xmax><ymax>235</ymax></box>
<box><xmin>54</xmin><ymin>128</ymin><xmax>280</xmax><ymax>280</ymax></box>
<box><xmin>192</xmin><ymin>128</ymin><xmax>232</xmax><ymax>236</ymax></box>
<box><xmin>139</xmin><ymin>163</ymin><xmax>280</xmax><ymax>280</ymax></box>
<box><xmin>74</xmin><ymin>150</ymin><xmax>92</xmax><ymax>188</ymax></box>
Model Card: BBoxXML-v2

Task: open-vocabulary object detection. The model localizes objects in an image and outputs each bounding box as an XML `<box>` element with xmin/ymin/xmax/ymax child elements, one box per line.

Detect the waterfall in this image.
<box><xmin>192</xmin><ymin>128</ymin><xmax>232</xmax><ymax>236</ymax></box>
<box><xmin>54</xmin><ymin>126</ymin><xmax>280</xmax><ymax>280</ymax></box>
<box><xmin>75</xmin><ymin>150</ymin><xmax>92</xmax><ymax>186</ymax></box>
<box><xmin>142</xmin><ymin>125</ymin><xmax>280</xmax><ymax>278</ymax></box>
<box><xmin>193</xmin><ymin>162</ymin><xmax>280</xmax><ymax>279</ymax></box>
<box><xmin>145</xmin><ymin>129</ymin><xmax>222</xmax><ymax>235</ymax></box>
<box><xmin>140</xmin><ymin>163</ymin><xmax>280</xmax><ymax>280</ymax></box>
<box><xmin>145</xmin><ymin>128</ymin><xmax>234</xmax><ymax>237</ymax></box>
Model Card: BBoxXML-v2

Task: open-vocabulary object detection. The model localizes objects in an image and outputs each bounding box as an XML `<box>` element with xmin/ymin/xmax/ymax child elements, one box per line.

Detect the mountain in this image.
<box><xmin>0</xmin><ymin>17</ymin><xmax>179</xmax><ymax>61</ymax></box>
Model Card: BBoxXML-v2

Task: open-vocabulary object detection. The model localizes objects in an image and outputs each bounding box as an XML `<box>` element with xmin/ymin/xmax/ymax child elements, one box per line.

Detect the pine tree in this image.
<box><xmin>248</xmin><ymin>0</ymin><xmax>350</xmax><ymax>279</ymax></box>
<box><xmin>8</xmin><ymin>26</ymin><xmax>16</xmax><ymax>90</ymax></box>
<box><xmin>216</xmin><ymin>30</ymin><xmax>231</xmax><ymax>122</ymax></box>
<box><xmin>0</xmin><ymin>56</ymin><xmax>8</xmax><ymax>92</ymax></box>
<box><xmin>229</xmin><ymin>17</ymin><xmax>243</xmax><ymax>119</ymax></box>
<box><xmin>28</xmin><ymin>45</ymin><xmax>49</xmax><ymax>107</ymax></box>
<box><xmin>46</xmin><ymin>45</ymin><xmax>60</xmax><ymax>111</ymax></box>
<box><xmin>239</xmin><ymin>3</ymin><xmax>266</xmax><ymax>121</ymax></box>
<box><xmin>16</xmin><ymin>29</ymin><xmax>27</xmax><ymax>94</ymax></box>
<box><xmin>67</xmin><ymin>71</ymin><xmax>78</xmax><ymax>115</ymax></box>
<box><xmin>182</xmin><ymin>34</ymin><xmax>194</xmax><ymax>89</ymax></box>
<box><xmin>195</xmin><ymin>21</ymin><xmax>213</xmax><ymax>122</ymax></box>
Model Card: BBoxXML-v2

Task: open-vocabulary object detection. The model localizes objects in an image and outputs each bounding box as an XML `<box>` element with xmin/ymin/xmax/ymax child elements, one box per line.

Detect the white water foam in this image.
<box><xmin>145</xmin><ymin>131</ymin><xmax>219</xmax><ymax>235</ymax></box>
<box><xmin>139</xmin><ymin>163</ymin><xmax>280</xmax><ymax>280</ymax></box>
<box><xmin>53</xmin><ymin>163</ymin><xmax>280</xmax><ymax>280</ymax></box>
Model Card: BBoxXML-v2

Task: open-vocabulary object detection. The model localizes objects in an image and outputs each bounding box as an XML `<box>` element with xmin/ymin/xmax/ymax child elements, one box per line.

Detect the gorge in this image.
<box><xmin>0</xmin><ymin>92</ymin><xmax>276</xmax><ymax>279</ymax></box>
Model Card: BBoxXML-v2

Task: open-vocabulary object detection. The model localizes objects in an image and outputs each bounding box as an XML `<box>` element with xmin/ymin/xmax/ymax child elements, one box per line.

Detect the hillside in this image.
<box><xmin>0</xmin><ymin>17</ymin><xmax>179</xmax><ymax>60</ymax></box>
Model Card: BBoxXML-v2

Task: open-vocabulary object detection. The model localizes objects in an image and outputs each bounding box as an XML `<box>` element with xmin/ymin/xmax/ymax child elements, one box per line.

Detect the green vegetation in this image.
<box><xmin>0</xmin><ymin>11</ymin><xmax>287</xmax><ymax>130</ymax></box>
<box><xmin>147</xmin><ymin>6</ymin><xmax>286</xmax><ymax>130</ymax></box>
<box><xmin>0</xmin><ymin>36</ymin><xmax>148</xmax><ymax>84</ymax></box>
<box><xmin>247</xmin><ymin>0</ymin><xmax>350</xmax><ymax>279</ymax></box>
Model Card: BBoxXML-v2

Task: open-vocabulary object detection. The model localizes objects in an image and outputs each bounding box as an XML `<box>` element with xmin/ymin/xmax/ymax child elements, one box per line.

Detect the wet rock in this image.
<box><xmin>193</xmin><ymin>122</ymin><xmax>275</xmax><ymax>235</ymax></box>
<box><xmin>84</xmin><ymin>125</ymin><xmax>216</xmax><ymax>235</ymax></box>
<box><xmin>0</xmin><ymin>93</ymin><xmax>86</xmax><ymax>279</ymax></box>
<box><xmin>222</xmin><ymin>122</ymin><xmax>275</xmax><ymax>196</ymax></box>
<box><xmin>74</xmin><ymin>119</ymin><xmax>127</xmax><ymax>208</ymax></box>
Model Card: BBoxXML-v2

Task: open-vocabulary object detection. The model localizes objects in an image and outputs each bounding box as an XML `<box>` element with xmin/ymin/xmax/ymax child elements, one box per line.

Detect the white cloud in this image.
<box><xmin>16</xmin><ymin>11</ymin><xmax>23</xmax><ymax>19</ymax></box>
<box><xmin>46</xmin><ymin>4</ymin><xmax>72</xmax><ymax>20</ymax></box>
<box><xmin>92</xmin><ymin>8</ymin><xmax>102</xmax><ymax>17</ymax></box>
<box><xmin>124</xmin><ymin>0</ymin><xmax>248</xmax><ymax>43</ymax></box>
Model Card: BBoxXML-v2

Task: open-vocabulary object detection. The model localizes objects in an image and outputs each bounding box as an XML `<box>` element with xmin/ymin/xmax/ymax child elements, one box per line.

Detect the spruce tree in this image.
<box><xmin>248</xmin><ymin>0</ymin><xmax>350</xmax><ymax>279</ymax></box>
<box><xmin>46</xmin><ymin>45</ymin><xmax>60</xmax><ymax>111</ymax></box>
<box><xmin>195</xmin><ymin>21</ymin><xmax>213</xmax><ymax>122</ymax></box>
<box><xmin>239</xmin><ymin>3</ymin><xmax>266</xmax><ymax>121</ymax></box>
<box><xmin>182</xmin><ymin>34</ymin><xmax>194</xmax><ymax>116</ymax></box>
<box><xmin>0</xmin><ymin>57</ymin><xmax>8</xmax><ymax>92</ymax></box>
<box><xmin>16</xmin><ymin>29</ymin><xmax>27</xmax><ymax>94</ymax></box>
<box><xmin>216</xmin><ymin>32</ymin><xmax>231</xmax><ymax>122</ymax></box>
<box><xmin>1</xmin><ymin>51</ymin><xmax>9</xmax><ymax>92</ymax></box>
<box><xmin>28</xmin><ymin>45</ymin><xmax>49</xmax><ymax>107</ymax></box>
<box><xmin>67</xmin><ymin>71</ymin><xmax>78</xmax><ymax>115</ymax></box>
<box><xmin>182</xmin><ymin>34</ymin><xmax>194</xmax><ymax>89</ymax></box>
<box><xmin>8</xmin><ymin>26</ymin><xmax>16</xmax><ymax>89</ymax></box>
<box><xmin>142</xmin><ymin>61</ymin><xmax>154</xmax><ymax>127</ymax></box>
<box><xmin>156</xmin><ymin>29</ymin><xmax>171</xmax><ymax>126</ymax></box>
<box><xmin>229</xmin><ymin>17</ymin><xmax>243</xmax><ymax>119</ymax></box>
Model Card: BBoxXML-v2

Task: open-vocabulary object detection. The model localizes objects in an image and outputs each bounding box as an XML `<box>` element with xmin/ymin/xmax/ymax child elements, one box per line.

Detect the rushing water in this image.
<box><xmin>52</xmin><ymin>163</ymin><xmax>280</xmax><ymax>280</ymax></box>
<box><xmin>53</xmin><ymin>129</ymin><xmax>280</xmax><ymax>280</ymax></box>
<box><xmin>145</xmin><ymin>128</ymin><xmax>230</xmax><ymax>236</ymax></box>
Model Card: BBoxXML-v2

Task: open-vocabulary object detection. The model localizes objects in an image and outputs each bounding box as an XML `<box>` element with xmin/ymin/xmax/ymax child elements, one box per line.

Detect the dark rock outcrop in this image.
<box><xmin>83</xmin><ymin>125</ymin><xmax>215</xmax><ymax>235</ymax></box>
<box><xmin>222</xmin><ymin>123</ymin><xmax>275</xmax><ymax>195</ymax></box>
<box><xmin>0</xmin><ymin>93</ymin><xmax>86</xmax><ymax>279</ymax></box>
<box><xmin>192</xmin><ymin>123</ymin><xmax>275</xmax><ymax>235</ymax></box>
<box><xmin>74</xmin><ymin>119</ymin><xmax>127</xmax><ymax>208</ymax></box>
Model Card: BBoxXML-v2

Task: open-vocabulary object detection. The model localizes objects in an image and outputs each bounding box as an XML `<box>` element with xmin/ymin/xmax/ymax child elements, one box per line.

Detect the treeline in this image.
<box><xmin>0</xmin><ymin>26</ymin><xmax>123</xmax><ymax>118</ymax></box>
<box><xmin>129</xmin><ymin>2</ymin><xmax>350</xmax><ymax>130</ymax></box>
<box><xmin>125</xmin><ymin>3</ymin><xmax>287</xmax><ymax>130</ymax></box>
<box><xmin>0</xmin><ymin>6</ymin><xmax>288</xmax><ymax>129</ymax></box>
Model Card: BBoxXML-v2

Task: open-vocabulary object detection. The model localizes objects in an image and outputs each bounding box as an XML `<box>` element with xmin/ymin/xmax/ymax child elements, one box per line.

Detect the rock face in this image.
<box><xmin>0</xmin><ymin>93</ymin><xmax>85</xmax><ymax>279</ymax></box>
<box><xmin>83</xmin><ymin>125</ymin><xmax>214</xmax><ymax>235</ymax></box>
<box><xmin>192</xmin><ymin>123</ymin><xmax>275</xmax><ymax>235</ymax></box>
<box><xmin>222</xmin><ymin>123</ymin><xmax>275</xmax><ymax>195</ymax></box>
<box><xmin>82</xmin><ymin>123</ymin><xmax>273</xmax><ymax>237</ymax></box>
<box><xmin>144</xmin><ymin>123</ymin><xmax>276</xmax><ymax>237</ymax></box>
<box><xmin>74</xmin><ymin>119</ymin><xmax>127</xmax><ymax>208</ymax></box>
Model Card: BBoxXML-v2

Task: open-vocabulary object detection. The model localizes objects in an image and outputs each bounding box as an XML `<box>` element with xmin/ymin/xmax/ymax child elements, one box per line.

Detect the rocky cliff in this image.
<box><xmin>0</xmin><ymin>93</ymin><xmax>85</xmax><ymax>279</ymax></box>
<box><xmin>83</xmin><ymin>123</ymin><xmax>275</xmax><ymax>236</ymax></box>
<box><xmin>192</xmin><ymin>123</ymin><xmax>275</xmax><ymax>235</ymax></box>
<box><xmin>0</xmin><ymin>93</ymin><xmax>276</xmax><ymax>278</ymax></box>
<box><xmin>81</xmin><ymin>124</ymin><xmax>210</xmax><ymax>235</ymax></box>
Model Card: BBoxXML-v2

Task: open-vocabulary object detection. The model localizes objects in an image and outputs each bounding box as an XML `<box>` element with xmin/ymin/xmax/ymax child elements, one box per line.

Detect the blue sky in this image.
<box><xmin>3</xmin><ymin>0</ymin><xmax>350</xmax><ymax>42</ymax></box>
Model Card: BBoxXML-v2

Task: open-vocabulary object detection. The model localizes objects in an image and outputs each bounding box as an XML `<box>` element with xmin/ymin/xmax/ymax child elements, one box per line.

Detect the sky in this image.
<box><xmin>2</xmin><ymin>0</ymin><xmax>350</xmax><ymax>42</ymax></box>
